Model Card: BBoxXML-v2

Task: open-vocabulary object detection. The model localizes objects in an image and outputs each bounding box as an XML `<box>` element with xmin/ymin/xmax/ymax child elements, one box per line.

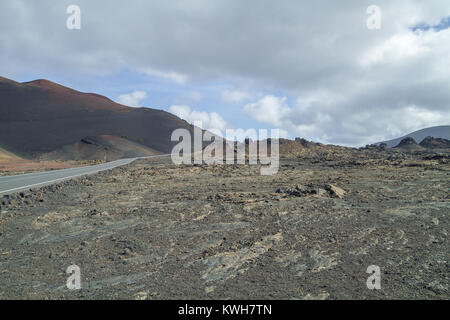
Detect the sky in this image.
<box><xmin>1</xmin><ymin>0</ymin><xmax>449</xmax><ymax>146</ymax></box>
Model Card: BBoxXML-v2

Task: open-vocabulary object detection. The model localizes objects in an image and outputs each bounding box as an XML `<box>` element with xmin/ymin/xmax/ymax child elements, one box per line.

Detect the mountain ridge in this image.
<box><xmin>375</xmin><ymin>125</ymin><xmax>450</xmax><ymax>148</ymax></box>
<box><xmin>0</xmin><ymin>76</ymin><xmax>194</xmax><ymax>159</ymax></box>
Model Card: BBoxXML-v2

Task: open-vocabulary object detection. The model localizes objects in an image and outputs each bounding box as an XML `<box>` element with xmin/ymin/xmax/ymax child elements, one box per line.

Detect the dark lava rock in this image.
<box><xmin>2</xmin><ymin>195</ymin><xmax>9</xmax><ymax>206</ymax></box>
<box><xmin>394</xmin><ymin>137</ymin><xmax>425</xmax><ymax>151</ymax></box>
<box><xmin>362</xmin><ymin>143</ymin><xmax>387</xmax><ymax>151</ymax></box>
<box><xmin>323</xmin><ymin>184</ymin><xmax>346</xmax><ymax>199</ymax></box>
<box><xmin>419</xmin><ymin>136</ymin><xmax>450</xmax><ymax>149</ymax></box>
<box><xmin>294</xmin><ymin>137</ymin><xmax>316</xmax><ymax>148</ymax></box>
<box><xmin>277</xmin><ymin>183</ymin><xmax>345</xmax><ymax>198</ymax></box>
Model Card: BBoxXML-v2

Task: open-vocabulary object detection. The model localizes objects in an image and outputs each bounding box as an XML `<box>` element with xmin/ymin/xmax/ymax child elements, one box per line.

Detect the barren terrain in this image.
<box><xmin>0</xmin><ymin>150</ymin><xmax>448</xmax><ymax>299</ymax></box>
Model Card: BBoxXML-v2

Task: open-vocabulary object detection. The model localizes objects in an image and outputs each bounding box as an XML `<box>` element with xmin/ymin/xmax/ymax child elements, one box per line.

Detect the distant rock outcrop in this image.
<box><xmin>394</xmin><ymin>137</ymin><xmax>425</xmax><ymax>151</ymax></box>
<box><xmin>294</xmin><ymin>137</ymin><xmax>317</xmax><ymax>148</ymax></box>
<box><xmin>361</xmin><ymin>143</ymin><xmax>387</xmax><ymax>151</ymax></box>
<box><xmin>375</xmin><ymin>125</ymin><xmax>450</xmax><ymax>147</ymax></box>
<box><xmin>419</xmin><ymin>136</ymin><xmax>450</xmax><ymax>149</ymax></box>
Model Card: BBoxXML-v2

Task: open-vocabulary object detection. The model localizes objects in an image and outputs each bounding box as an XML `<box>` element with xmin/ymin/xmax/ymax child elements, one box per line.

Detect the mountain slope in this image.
<box><xmin>0</xmin><ymin>76</ymin><xmax>193</xmax><ymax>158</ymax></box>
<box><xmin>0</xmin><ymin>147</ymin><xmax>22</xmax><ymax>162</ymax></box>
<box><xmin>376</xmin><ymin>126</ymin><xmax>450</xmax><ymax>148</ymax></box>
<box><xmin>39</xmin><ymin>135</ymin><xmax>162</xmax><ymax>161</ymax></box>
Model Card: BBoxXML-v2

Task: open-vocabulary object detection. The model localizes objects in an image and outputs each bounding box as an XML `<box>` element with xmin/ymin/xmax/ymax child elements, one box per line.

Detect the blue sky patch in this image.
<box><xmin>411</xmin><ymin>15</ymin><xmax>450</xmax><ymax>32</ymax></box>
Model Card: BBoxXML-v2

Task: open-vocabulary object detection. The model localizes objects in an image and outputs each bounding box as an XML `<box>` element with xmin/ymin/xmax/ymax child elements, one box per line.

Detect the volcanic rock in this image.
<box><xmin>419</xmin><ymin>136</ymin><xmax>450</xmax><ymax>149</ymax></box>
<box><xmin>394</xmin><ymin>137</ymin><xmax>425</xmax><ymax>151</ymax></box>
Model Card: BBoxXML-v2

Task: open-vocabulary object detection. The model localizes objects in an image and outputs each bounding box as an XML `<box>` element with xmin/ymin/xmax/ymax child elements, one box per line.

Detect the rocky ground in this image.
<box><xmin>0</xmin><ymin>149</ymin><xmax>448</xmax><ymax>299</ymax></box>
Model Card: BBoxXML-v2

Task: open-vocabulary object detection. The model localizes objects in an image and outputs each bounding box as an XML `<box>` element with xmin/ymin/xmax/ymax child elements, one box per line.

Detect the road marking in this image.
<box><xmin>0</xmin><ymin>168</ymin><xmax>122</xmax><ymax>195</ymax></box>
<box><xmin>0</xmin><ymin>161</ymin><xmax>123</xmax><ymax>181</ymax></box>
<box><xmin>0</xmin><ymin>155</ymin><xmax>169</xmax><ymax>196</ymax></box>
<box><xmin>0</xmin><ymin>162</ymin><xmax>127</xmax><ymax>182</ymax></box>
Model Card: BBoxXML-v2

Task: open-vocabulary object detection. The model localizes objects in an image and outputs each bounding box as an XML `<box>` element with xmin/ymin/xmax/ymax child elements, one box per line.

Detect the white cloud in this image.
<box><xmin>140</xmin><ymin>68</ymin><xmax>188</xmax><ymax>84</ymax></box>
<box><xmin>2</xmin><ymin>1</ymin><xmax>450</xmax><ymax>146</ymax></box>
<box><xmin>221</xmin><ymin>89</ymin><xmax>252</xmax><ymax>103</ymax></box>
<box><xmin>361</xmin><ymin>32</ymin><xmax>430</xmax><ymax>67</ymax></box>
<box><xmin>243</xmin><ymin>93</ymin><xmax>450</xmax><ymax>146</ymax></box>
<box><xmin>116</xmin><ymin>91</ymin><xmax>148</xmax><ymax>107</ymax></box>
<box><xmin>169</xmin><ymin>105</ymin><xmax>228</xmax><ymax>131</ymax></box>
<box><xmin>243</xmin><ymin>95</ymin><xmax>291</xmax><ymax>127</ymax></box>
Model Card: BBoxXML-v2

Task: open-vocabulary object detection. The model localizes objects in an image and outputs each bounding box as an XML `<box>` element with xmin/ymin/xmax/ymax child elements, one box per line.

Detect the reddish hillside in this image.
<box><xmin>0</xmin><ymin>76</ymin><xmax>193</xmax><ymax>158</ymax></box>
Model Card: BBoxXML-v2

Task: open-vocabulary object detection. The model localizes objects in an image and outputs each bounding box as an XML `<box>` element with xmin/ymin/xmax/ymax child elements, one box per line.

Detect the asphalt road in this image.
<box><xmin>0</xmin><ymin>155</ymin><xmax>168</xmax><ymax>197</ymax></box>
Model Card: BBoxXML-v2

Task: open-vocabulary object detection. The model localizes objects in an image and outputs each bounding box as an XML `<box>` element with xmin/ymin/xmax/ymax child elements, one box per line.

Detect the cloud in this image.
<box><xmin>360</xmin><ymin>33</ymin><xmax>429</xmax><ymax>67</ymax></box>
<box><xmin>169</xmin><ymin>105</ymin><xmax>228</xmax><ymax>131</ymax></box>
<box><xmin>140</xmin><ymin>68</ymin><xmax>188</xmax><ymax>84</ymax></box>
<box><xmin>116</xmin><ymin>91</ymin><xmax>148</xmax><ymax>107</ymax></box>
<box><xmin>243</xmin><ymin>93</ymin><xmax>450</xmax><ymax>146</ymax></box>
<box><xmin>243</xmin><ymin>95</ymin><xmax>290</xmax><ymax>127</ymax></box>
<box><xmin>221</xmin><ymin>89</ymin><xmax>252</xmax><ymax>103</ymax></box>
<box><xmin>1</xmin><ymin>1</ymin><xmax>449</xmax><ymax>145</ymax></box>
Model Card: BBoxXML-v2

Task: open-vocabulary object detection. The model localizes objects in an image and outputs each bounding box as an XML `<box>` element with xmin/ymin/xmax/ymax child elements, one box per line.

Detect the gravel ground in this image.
<box><xmin>0</xmin><ymin>152</ymin><xmax>448</xmax><ymax>299</ymax></box>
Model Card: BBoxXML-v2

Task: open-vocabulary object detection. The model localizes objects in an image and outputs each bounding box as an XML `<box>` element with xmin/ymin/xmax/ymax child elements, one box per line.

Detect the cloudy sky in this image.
<box><xmin>1</xmin><ymin>0</ymin><xmax>449</xmax><ymax>146</ymax></box>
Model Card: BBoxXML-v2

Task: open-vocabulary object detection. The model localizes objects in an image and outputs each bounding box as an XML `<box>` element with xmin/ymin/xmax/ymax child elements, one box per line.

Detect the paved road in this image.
<box><xmin>0</xmin><ymin>155</ymin><xmax>168</xmax><ymax>197</ymax></box>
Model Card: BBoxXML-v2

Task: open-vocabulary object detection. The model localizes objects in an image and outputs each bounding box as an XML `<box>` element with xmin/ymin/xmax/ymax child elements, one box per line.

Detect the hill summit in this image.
<box><xmin>394</xmin><ymin>137</ymin><xmax>424</xmax><ymax>151</ymax></box>
<box><xmin>419</xmin><ymin>136</ymin><xmax>450</xmax><ymax>149</ymax></box>
<box><xmin>0</xmin><ymin>76</ymin><xmax>194</xmax><ymax>159</ymax></box>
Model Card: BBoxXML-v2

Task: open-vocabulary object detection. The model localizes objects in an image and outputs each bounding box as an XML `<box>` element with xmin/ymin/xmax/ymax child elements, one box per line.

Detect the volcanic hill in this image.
<box><xmin>0</xmin><ymin>76</ymin><xmax>193</xmax><ymax>159</ymax></box>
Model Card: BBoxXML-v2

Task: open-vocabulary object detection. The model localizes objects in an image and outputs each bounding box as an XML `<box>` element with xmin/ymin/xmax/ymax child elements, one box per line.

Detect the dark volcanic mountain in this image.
<box><xmin>39</xmin><ymin>135</ymin><xmax>162</xmax><ymax>161</ymax></box>
<box><xmin>419</xmin><ymin>136</ymin><xmax>450</xmax><ymax>149</ymax></box>
<box><xmin>0</xmin><ymin>76</ymin><xmax>193</xmax><ymax>159</ymax></box>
